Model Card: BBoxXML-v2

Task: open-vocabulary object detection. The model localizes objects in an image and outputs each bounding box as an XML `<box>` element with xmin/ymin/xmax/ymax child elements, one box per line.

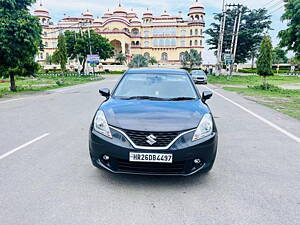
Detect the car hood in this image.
<box><xmin>100</xmin><ymin>98</ymin><xmax>209</xmax><ymax>132</ymax></box>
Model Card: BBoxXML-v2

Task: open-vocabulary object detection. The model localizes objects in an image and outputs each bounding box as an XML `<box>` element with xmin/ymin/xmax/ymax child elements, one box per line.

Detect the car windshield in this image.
<box><xmin>192</xmin><ymin>71</ymin><xmax>205</xmax><ymax>75</ymax></box>
<box><xmin>113</xmin><ymin>73</ymin><xmax>198</xmax><ymax>100</ymax></box>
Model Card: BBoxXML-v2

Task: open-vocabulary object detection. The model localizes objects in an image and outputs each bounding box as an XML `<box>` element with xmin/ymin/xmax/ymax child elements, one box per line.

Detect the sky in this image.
<box><xmin>32</xmin><ymin>0</ymin><xmax>287</xmax><ymax>63</ymax></box>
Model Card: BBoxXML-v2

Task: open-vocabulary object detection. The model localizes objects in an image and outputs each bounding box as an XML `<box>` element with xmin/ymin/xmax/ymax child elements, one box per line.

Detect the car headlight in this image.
<box><xmin>192</xmin><ymin>113</ymin><xmax>213</xmax><ymax>141</ymax></box>
<box><xmin>93</xmin><ymin>110</ymin><xmax>112</xmax><ymax>138</ymax></box>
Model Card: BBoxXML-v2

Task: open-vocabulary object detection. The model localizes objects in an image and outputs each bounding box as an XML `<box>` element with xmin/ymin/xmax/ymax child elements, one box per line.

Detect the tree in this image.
<box><xmin>205</xmin><ymin>7</ymin><xmax>272</xmax><ymax>64</ymax></box>
<box><xmin>0</xmin><ymin>0</ymin><xmax>42</xmax><ymax>91</ymax></box>
<box><xmin>45</xmin><ymin>55</ymin><xmax>53</xmax><ymax>65</ymax></box>
<box><xmin>64</xmin><ymin>30</ymin><xmax>114</xmax><ymax>73</ymax></box>
<box><xmin>149</xmin><ymin>56</ymin><xmax>158</xmax><ymax>65</ymax></box>
<box><xmin>128</xmin><ymin>55</ymin><xmax>148</xmax><ymax>68</ymax></box>
<box><xmin>257</xmin><ymin>34</ymin><xmax>273</xmax><ymax>88</ymax></box>
<box><xmin>181</xmin><ymin>49</ymin><xmax>202</xmax><ymax>69</ymax></box>
<box><xmin>52</xmin><ymin>34</ymin><xmax>68</xmax><ymax>72</ymax></box>
<box><xmin>278</xmin><ymin>0</ymin><xmax>300</xmax><ymax>58</ymax></box>
<box><xmin>115</xmin><ymin>53</ymin><xmax>127</xmax><ymax>65</ymax></box>
<box><xmin>272</xmin><ymin>46</ymin><xmax>288</xmax><ymax>64</ymax></box>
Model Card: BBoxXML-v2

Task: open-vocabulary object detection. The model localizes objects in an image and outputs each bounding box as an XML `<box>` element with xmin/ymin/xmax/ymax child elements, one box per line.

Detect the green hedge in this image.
<box><xmin>238</xmin><ymin>68</ymin><xmax>299</xmax><ymax>74</ymax></box>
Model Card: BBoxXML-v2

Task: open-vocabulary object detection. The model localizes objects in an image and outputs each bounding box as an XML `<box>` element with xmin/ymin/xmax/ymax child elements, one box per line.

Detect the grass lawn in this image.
<box><xmin>208</xmin><ymin>75</ymin><xmax>300</xmax><ymax>86</ymax></box>
<box><xmin>223</xmin><ymin>86</ymin><xmax>300</xmax><ymax>120</ymax></box>
<box><xmin>0</xmin><ymin>75</ymin><xmax>104</xmax><ymax>98</ymax></box>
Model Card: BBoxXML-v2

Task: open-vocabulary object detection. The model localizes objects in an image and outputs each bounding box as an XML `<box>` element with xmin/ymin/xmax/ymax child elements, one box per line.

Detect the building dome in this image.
<box><xmin>34</xmin><ymin>3</ymin><xmax>50</xmax><ymax>18</ymax></box>
<box><xmin>131</xmin><ymin>17</ymin><xmax>141</xmax><ymax>24</ymax></box>
<box><xmin>161</xmin><ymin>9</ymin><xmax>170</xmax><ymax>17</ymax></box>
<box><xmin>102</xmin><ymin>9</ymin><xmax>113</xmax><ymax>19</ymax></box>
<box><xmin>94</xmin><ymin>17</ymin><xmax>103</xmax><ymax>24</ymax></box>
<box><xmin>143</xmin><ymin>8</ymin><xmax>153</xmax><ymax>17</ymax></box>
<box><xmin>83</xmin><ymin>10</ymin><xmax>93</xmax><ymax>18</ymax></box>
<box><xmin>128</xmin><ymin>8</ymin><xmax>137</xmax><ymax>18</ymax></box>
<box><xmin>113</xmin><ymin>3</ymin><xmax>127</xmax><ymax>17</ymax></box>
<box><xmin>189</xmin><ymin>0</ymin><xmax>204</xmax><ymax>11</ymax></box>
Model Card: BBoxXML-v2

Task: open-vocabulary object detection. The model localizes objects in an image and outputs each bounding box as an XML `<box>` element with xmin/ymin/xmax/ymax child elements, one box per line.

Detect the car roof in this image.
<box><xmin>126</xmin><ymin>68</ymin><xmax>188</xmax><ymax>75</ymax></box>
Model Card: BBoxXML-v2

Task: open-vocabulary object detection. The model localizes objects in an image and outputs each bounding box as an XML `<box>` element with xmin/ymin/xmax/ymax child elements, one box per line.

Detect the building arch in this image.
<box><xmin>110</xmin><ymin>39</ymin><xmax>122</xmax><ymax>55</ymax></box>
<box><xmin>161</xmin><ymin>52</ymin><xmax>168</xmax><ymax>61</ymax></box>
<box><xmin>144</xmin><ymin>52</ymin><xmax>150</xmax><ymax>59</ymax></box>
<box><xmin>131</xmin><ymin>28</ymin><xmax>139</xmax><ymax>35</ymax></box>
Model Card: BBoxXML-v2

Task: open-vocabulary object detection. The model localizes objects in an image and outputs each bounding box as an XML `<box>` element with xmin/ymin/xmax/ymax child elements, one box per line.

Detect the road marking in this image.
<box><xmin>206</xmin><ymin>86</ymin><xmax>300</xmax><ymax>144</ymax></box>
<box><xmin>0</xmin><ymin>98</ymin><xmax>24</xmax><ymax>104</ymax></box>
<box><xmin>0</xmin><ymin>133</ymin><xmax>50</xmax><ymax>160</ymax></box>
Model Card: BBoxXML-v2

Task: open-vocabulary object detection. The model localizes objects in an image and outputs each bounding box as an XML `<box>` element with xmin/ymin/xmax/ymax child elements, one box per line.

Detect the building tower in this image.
<box><xmin>34</xmin><ymin>3</ymin><xmax>51</xmax><ymax>26</ymax></box>
<box><xmin>188</xmin><ymin>0</ymin><xmax>205</xmax><ymax>21</ymax></box>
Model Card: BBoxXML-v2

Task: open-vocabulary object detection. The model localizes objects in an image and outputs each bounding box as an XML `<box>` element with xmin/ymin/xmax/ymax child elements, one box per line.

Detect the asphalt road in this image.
<box><xmin>1</xmin><ymin>75</ymin><xmax>299</xmax><ymax>225</ymax></box>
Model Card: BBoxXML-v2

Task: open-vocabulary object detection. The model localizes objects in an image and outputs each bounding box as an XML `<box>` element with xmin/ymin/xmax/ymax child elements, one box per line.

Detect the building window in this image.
<box><xmin>165</xmin><ymin>39</ymin><xmax>170</xmax><ymax>46</ymax></box>
<box><xmin>153</xmin><ymin>39</ymin><xmax>158</xmax><ymax>47</ymax></box>
<box><xmin>153</xmin><ymin>28</ymin><xmax>176</xmax><ymax>36</ymax></box>
<box><xmin>46</xmin><ymin>53</ymin><xmax>49</xmax><ymax>58</ymax></box>
<box><xmin>40</xmin><ymin>53</ymin><xmax>43</xmax><ymax>59</ymax></box>
<box><xmin>200</xmin><ymin>29</ymin><xmax>203</xmax><ymax>35</ymax></box>
<box><xmin>159</xmin><ymin>39</ymin><xmax>164</xmax><ymax>46</ymax></box>
<box><xmin>200</xmin><ymin>40</ymin><xmax>202</xmax><ymax>46</ymax></box>
<box><xmin>144</xmin><ymin>30</ymin><xmax>149</xmax><ymax>37</ymax></box>
<box><xmin>195</xmin><ymin>15</ymin><xmax>200</xmax><ymax>20</ymax></box>
<box><xmin>195</xmin><ymin>29</ymin><xmax>198</xmax><ymax>35</ymax></box>
<box><xmin>190</xmin><ymin>40</ymin><xmax>192</xmax><ymax>46</ymax></box>
<box><xmin>44</xmin><ymin>31</ymin><xmax>47</xmax><ymax>37</ymax></box>
<box><xmin>179</xmin><ymin>52</ymin><xmax>185</xmax><ymax>61</ymax></box>
<box><xmin>194</xmin><ymin>40</ymin><xmax>198</xmax><ymax>46</ymax></box>
<box><xmin>181</xmin><ymin>40</ymin><xmax>185</xmax><ymax>47</ymax></box>
<box><xmin>171</xmin><ymin>39</ymin><xmax>176</xmax><ymax>46</ymax></box>
<box><xmin>181</xmin><ymin>30</ymin><xmax>186</xmax><ymax>36</ymax></box>
<box><xmin>45</xmin><ymin>42</ymin><xmax>48</xmax><ymax>47</ymax></box>
<box><xmin>144</xmin><ymin>41</ymin><xmax>149</xmax><ymax>47</ymax></box>
<box><xmin>144</xmin><ymin>52</ymin><xmax>150</xmax><ymax>59</ymax></box>
<box><xmin>190</xmin><ymin>29</ymin><xmax>193</xmax><ymax>36</ymax></box>
<box><xmin>132</xmin><ymin>28</ymin><xmax>139</xmax><ymax>35</ymax></box>
<box><xmin>161</xmin><ymin>52</ymin><xmax>168</xmax><ymax>61</ymax></box>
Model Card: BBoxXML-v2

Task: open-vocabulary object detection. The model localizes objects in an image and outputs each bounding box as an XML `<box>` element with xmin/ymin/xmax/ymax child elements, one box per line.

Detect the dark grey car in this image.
<box><xmin>191</xmin><ymin>70</ymin><xmax>208</xmax><ymax>84</ymax></box>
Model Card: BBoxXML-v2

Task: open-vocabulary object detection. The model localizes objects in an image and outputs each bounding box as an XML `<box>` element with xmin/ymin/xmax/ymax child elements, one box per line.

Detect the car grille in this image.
<box><xmin>122</xmin><ymin>129</ymin><xmax>180</xmax><ymax>147</ymax></box>
<box><xmin>117</xmin><ymin>159</ymin><xmax>185</xmax><ymax>174</ymax></box>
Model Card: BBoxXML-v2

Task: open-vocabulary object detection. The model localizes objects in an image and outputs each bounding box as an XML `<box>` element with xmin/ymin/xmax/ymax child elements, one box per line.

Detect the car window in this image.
<box><xmin>192</xmin><ymin>71</ymin><xmax>205</xmax><ymax>75</ymax></box>
<box><xmin>113</xmin><ymin>73</ymin><xmax>198</xmax><ymax>99</ymax></box>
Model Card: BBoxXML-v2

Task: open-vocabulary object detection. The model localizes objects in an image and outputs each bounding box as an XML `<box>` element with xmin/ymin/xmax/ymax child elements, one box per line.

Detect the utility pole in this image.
<box><xmin>216</xmin><ymin>0</ymin><xmax>226</xmax><ymax>76</ymax></box>
<box><xmin>86</xmin><ymin>19</ymin><xmax>95</xmax><ymax>76</ymax></box>
<box><xmin>75</xmin><ymin>23</ymin><xmax>80</xmax><ymax>76</ymax></box>
<box><xmin>227</xmin><ymin>4</ymin><xmax>242</xmax><ymax>76</ymax></box>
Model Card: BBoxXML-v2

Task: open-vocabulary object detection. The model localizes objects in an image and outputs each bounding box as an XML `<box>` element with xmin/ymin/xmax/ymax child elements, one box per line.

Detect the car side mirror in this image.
<box><xmin>202</xmin><ymin>91</ymin><xmax>213</xmax><ymax>103</ymax></box>
<box><xmin>99</xmin><ymin>88</ymin><xmax>110</xmax><ymax>98</ymax></box>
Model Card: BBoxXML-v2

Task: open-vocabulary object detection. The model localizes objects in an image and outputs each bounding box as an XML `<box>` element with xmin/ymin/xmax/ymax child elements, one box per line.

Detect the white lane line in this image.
<box><xmin>0</xmin><ymin>133</ymin><xmax>50</xmax><ymax>160</ymax></box>
<box><xmin>206</xmin><ymin>86</ymin><xmax>300</xmax><ymax>144</ymax></box>
<box><xmin>0</xmin><ymin>98</ymin><xmax>24</xmax><ymax>104</ymax></box>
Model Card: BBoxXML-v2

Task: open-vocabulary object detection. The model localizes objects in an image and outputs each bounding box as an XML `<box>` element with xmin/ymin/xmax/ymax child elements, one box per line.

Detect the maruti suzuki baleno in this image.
<box><xmin>89</xmin><ymin>68</ymin><xmax>218</xmax><ymax>176</ymax></box>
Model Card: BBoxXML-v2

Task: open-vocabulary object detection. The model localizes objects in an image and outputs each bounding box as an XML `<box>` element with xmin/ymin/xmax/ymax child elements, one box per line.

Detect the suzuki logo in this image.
<box><xmin>146</xmin><ymin>134</ymin><xmax>157</xmax><ymax>145</ymax></box>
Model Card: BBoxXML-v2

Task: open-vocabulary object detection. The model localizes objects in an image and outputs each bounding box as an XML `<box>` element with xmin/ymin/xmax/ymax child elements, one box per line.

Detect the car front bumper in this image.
<box><xmin>193</xmin><ymin>78</ymin><xmax>207</xmax><ymax>84</ymax></box>
<box><xmin>89</xmin><ymin>127</ymin><xmax>218</xmax><ymax>176</ymax></box>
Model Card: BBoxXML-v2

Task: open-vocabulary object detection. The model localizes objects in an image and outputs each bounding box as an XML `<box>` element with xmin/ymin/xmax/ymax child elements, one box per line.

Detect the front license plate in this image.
<box><xmin>129</xmin><ymin>152</ymin><xmax>173</xmax><ymax>163</ymax></box>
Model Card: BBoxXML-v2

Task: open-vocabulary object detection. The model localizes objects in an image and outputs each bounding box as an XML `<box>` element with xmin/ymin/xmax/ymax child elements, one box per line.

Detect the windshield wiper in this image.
<box><xmin>168</xmin><ymin>97</ymin><xmax>196</xmax><ymax>101</ymax></box>
<box><xmin>121</xmin><ymin>96</ymin><xmax>168</xmax><ymax>100</ymax></box>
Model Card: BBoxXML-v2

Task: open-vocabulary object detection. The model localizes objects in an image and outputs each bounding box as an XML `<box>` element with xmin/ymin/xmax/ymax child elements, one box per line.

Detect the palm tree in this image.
<box><xmin>181</xmin><ymin>49</ymin><xmax>202</xmax><ymax>69</ymax></box>
<box><xmin>148</xmin><ymin>56</ymin><xmax>158</xmax><ymax>65</ymax></box>
<box><xmin>115</xmin><ymin>53</ymin><xmax>127</xmax><ymax>65</ymax></box>
<box><xmin>128</xmin><ymin>55</ymin><xmax>148</xmax><ymax>68</ymax></box>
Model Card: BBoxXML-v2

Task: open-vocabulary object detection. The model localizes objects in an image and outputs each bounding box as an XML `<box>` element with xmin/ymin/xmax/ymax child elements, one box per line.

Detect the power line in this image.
<box><xmin>265</xmin><ymin>0</ymin><xmax>284</xmax><ymax>11</ymax></box>
<box><xmin>269</xmin><ymin>5</ymin><xmax>285</xmax><ymax>14</ymax></box>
